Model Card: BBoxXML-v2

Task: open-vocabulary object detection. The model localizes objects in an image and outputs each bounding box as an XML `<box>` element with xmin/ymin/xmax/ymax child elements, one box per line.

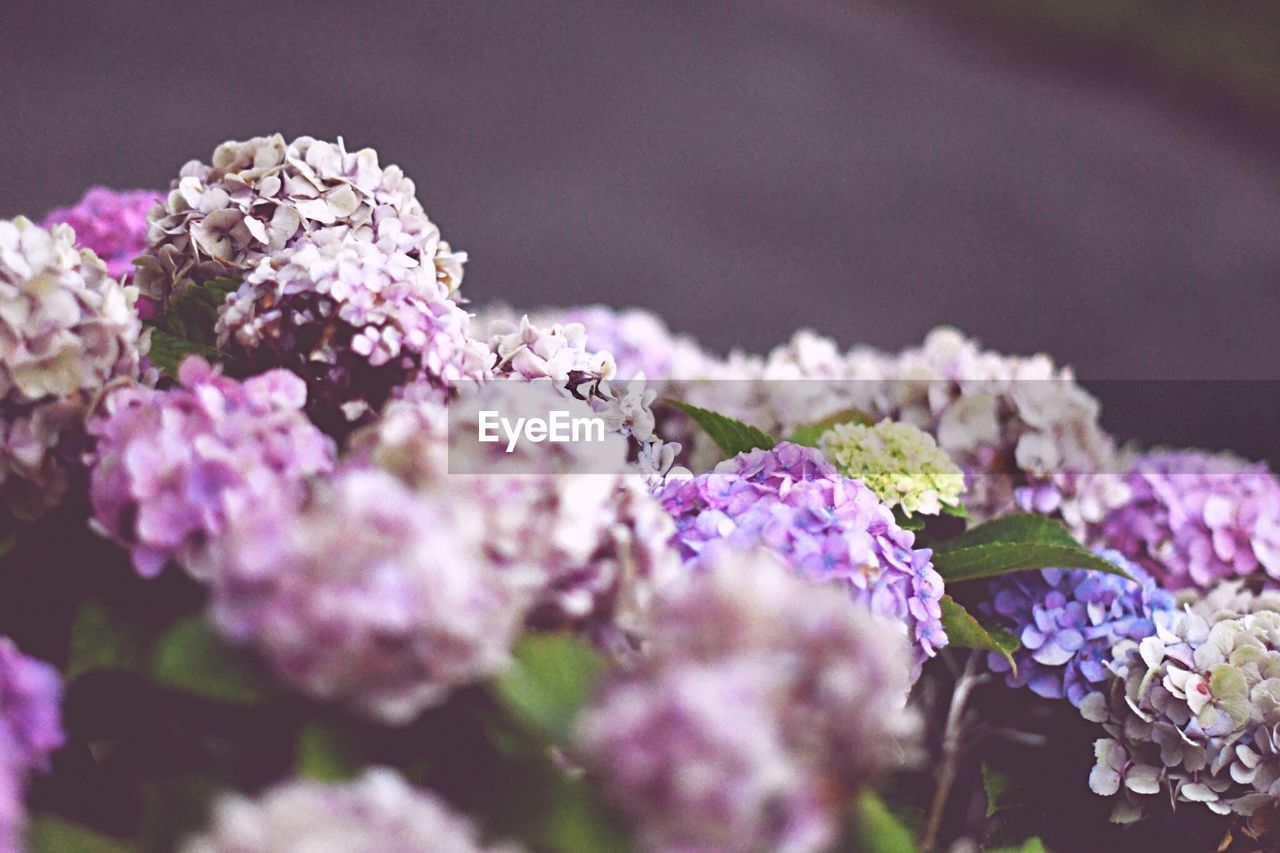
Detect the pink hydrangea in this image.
<box><xmin>576</xmin><ymin>552</ymin><xmax>917</xmax><ymax>852</ymax></box>
<box><xmin>184</xmin><ymin>768</ymin><xmax>518</xmax><ymax>852</ymax></box>
<box><xmin>203</xmin><ymin>467</ymin><xmax>523</xmax><ymax>724</ymax></box>
<box><xmin>42</xmin><ymin>187</ymin><xmax>162</xmax><ymax>281</ymax></box>
<box><xmin>0</xmin><ymin>638</ymin><xmax>64</xmax><ymax>853</ymax></box>
<box><xmin>87</xmin><ymin>357</ymin><xmax>336</xmax><ymax>578</ymax></box>
<box><xmin>215</xmin><ymin>233</ymin><xmax>491</xmax><ymax>430</ymax></box>
<box><xmin>1095</xmin><ymin>449</ymin><xmax>1280</xmax><ymax>590</ymax></box>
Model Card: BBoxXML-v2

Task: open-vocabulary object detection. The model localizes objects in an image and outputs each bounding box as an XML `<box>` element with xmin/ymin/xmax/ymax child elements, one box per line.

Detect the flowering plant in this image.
<box><xmin>1</xmin><ymin>147</ymin><xmax>1278</xmax><ymax>853</ymax></box>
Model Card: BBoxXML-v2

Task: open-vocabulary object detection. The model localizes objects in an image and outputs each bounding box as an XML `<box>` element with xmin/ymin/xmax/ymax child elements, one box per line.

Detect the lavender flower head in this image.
<box><xmin>0</xmin><ymin>638</ymin><xmax>65</xmax><ymax>853</ymax></box>
<box><xmin>87</xmin><ymin>356</ymin><xmax>336</xmax><ymax>579</ymax></box>
<box><xmin>1096</xmin><ymin>449</ymin><xmax>1280</xmax><ymax>591</ymax></box>
<box><xmin>0</xmin><ymin>216</ymin><xmax>147</xmax><ymax>519</ymax></box>
<box><xmin>216</xmin><ymin>232</ymin><xmax>491</xmax><ymax>428</ymax></box>
<box><xmin>576</xmin><ymin>551</ymin><xmax>918</xmax><ymax>853</ymax></box>
<box><xmin>183</xmin><ymin>768</ymin><xmax>519</xmax><ymax>853</ymax></box>
<box><xmin>138</xmin><ymin>134</ymin><xmax>465</xmax><ymax>310</ymax></box>
<box><xmin>203</xmin><ymin>467</ymin><xmax>522</xmax><ymax>724</ymax></box>
<box><xmin>654</xmin><ymin>442</ymin><xmax>946</xmax><ymax>669</ymax></box>
<box><xmin>42</xmin><ymin>187</ymin><xmax>163</xmax><ymax>280</ymax></box>
<box><xmin>980</xmin><ymin>550</ymin><xmax>1175</xmax><ymax>706</ymax></box>
<box><xmin>349</xmin><ymin>382</ymin><xmax>683</xmax><ymax>653</ymax></box>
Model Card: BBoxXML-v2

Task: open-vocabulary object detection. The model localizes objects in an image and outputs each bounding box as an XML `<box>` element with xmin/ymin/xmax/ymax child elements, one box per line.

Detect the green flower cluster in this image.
<box><xmin>819</xmin><ymin>419</ymin><xmax>965</xmax><ymax>515</ymax></box>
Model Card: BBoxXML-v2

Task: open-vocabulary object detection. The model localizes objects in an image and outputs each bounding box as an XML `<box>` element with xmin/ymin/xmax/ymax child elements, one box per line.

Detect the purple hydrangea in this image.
<box><xmin>980</xmin><ymin>550</ymin><xmax>1175</xmax><ymax>706</ymax></box>
<box><xmin>575</xmin><ymin>551</ymin><xmax>917</xmax><ymax>853</ymax></box>
<box><xmin>0</xmin><ymin>638</ymin><xmax>65</xmax><ymax>853</ymax></box>
<box><xmin>202</xmin><ymin>467</ymin><xmax>523</xmax><ymax>724</ymax></box>
<box><xmin>87</xmin><ymin>356</ymin><xmax>336</xmax><ymax>579</ymax></box>
<box><xmin>653</xmin><ymin>442</ymin><xmax>946</xmax><ymax>669</ymax></box>
<box><xmin>183</xmin><ymin>768</ymin><xmax>518</xmax><ymax>853</ymax></box>
<box><xmin>41</xmin><ymin>187</ymin><xmax>163</xmax><ymax>281</ymax></box>
<box><xmin>1096</xmin><ymin>449</ymin><xmax>1280</xmax><ymax>590</ymax></box>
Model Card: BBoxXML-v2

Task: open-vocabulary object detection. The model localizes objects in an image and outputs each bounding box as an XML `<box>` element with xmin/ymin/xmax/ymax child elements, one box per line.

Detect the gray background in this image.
<box><xmin>2</xmin><ymin>1</ymin><xmax>1278</xmax><ymax>391</ymax></box>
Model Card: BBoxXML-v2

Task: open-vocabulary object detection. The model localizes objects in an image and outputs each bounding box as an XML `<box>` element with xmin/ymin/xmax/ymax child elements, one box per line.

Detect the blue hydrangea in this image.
<box><xmin>979</xmin><ymin>550</ymin><xmax>1175</xmax><ymax>706</ymax></box>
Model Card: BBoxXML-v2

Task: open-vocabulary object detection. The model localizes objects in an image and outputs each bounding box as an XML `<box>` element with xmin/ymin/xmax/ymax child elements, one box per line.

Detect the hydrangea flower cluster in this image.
<box><xmin>348</xmin><ymin>382</ymin><xmax>683</xmax><ymax>653</ymax></box>
<box><xmin>653</xmin><ymin>442</ymin><xmax>946</xmax><ymax>669</ymax></box>
<box><xmin>483</xmin><ymin>316</ymin><xmax>678</xmax><ymax>479</ymax></box>
<box><xmin>0</xmin><ymin>638</ymin><xmax>65</xmax><ymax>853</ymax></box>
<box><xmin>137</xmin><ymin>135</ymin><xmax>465</xmax><ymax>310</ymax></box>
<box><xmin>980</xmin><ymin>550</ymin><xmax>1176</xmax><ymax>706</ymax></box>
<box><xmin>183</xmin><ymin>768</ymin><xmax>518</xmax><ymax>853</ymax></box>
<box><xmin>554</xmin><ymin>304</ymin><xmax>710</xmax><ymax>380</ymax></box>
<box><xmin>666</xmin><ymin>329</ymin><xmax>885</xmax><ymax>471</ymax></box>
<box><xmin>216</xmin><ymin>232</ymin><xmax>490</xmax><ymax>427</ymax></box>
<box><xmin>494</xmin><ymin>304</ymin><xmax>712</xmax><ymax>381</ymax></box>
<box><xmin>508</xmin><ymin>476</ymin><xmax>682</xmax><ymax>652</ymax></box>
<box><xmin>87</xmin><ymin>357</ymin><xmax>336</xmax><ymax>579</ymax></box>
<box><xmin>869</xmin><ymin>328</ymin><xmax>1125</xmax><ymax>527</ymax></box>
<box><xmin>576</xmin><ymin>551</ymin><xmax>918</xmax><ymax>853</ymax></box>
<box><xmin>41</xmin><ymin>187</ymin><xmax>163</xmax><ymax>281</ymax></box>
<box><xmin>1081</xmin><ymin>605</ymin><xmax>1280</xmax><ymax>821</ymax></box>
<box><xmin>665</xmin><ymin>327</ymin><xmax>1123</xmax><ymax>530</ymax></box>
<box><xmin>204</xmin><ymin>467</ymin><xmax>522</xmax><ymax>724</ymax></box>
<box><xmin>0</xmin><ymin>217</ymin><xmax>147</xmax><ymax>519</ymax></box>
<box><xmin>1095</xmin><ymin>449</ymin><xmax>1280</xmax><ymax>591</ymax></box>
<box><xmin>820</xmin><ymin>419</ymin><xmax>966</xmax><ymax>515</ymax></box>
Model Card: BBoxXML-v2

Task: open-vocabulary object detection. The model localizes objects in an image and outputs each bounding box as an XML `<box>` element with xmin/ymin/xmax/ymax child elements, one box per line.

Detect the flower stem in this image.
<box><xmin>921</xmin><ymin>650</ymin><xmax>983</xmax><ymax>851</ymax></box>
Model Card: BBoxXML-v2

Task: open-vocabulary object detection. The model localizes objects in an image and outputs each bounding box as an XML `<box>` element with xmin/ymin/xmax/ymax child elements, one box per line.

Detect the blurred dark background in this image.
<box><xmin>2</xmin><ymin>1</ymin><xmax>1279</xmax><ymax>451</ymax></box>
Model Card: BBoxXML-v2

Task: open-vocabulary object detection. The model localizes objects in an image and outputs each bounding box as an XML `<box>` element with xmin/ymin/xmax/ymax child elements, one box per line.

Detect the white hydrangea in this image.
<box><xmin>820</xmin><ymin>419</ymin><xmax>965</xmax><ymax>515</ymax></box>
<box><xmin>0</xmin><ymin>217</ymin><xmax>147</xmax><ymax>518</ymax></box>
<box><xmin>138</xmin><ymin>135</ymin><xmax>465</xmax><ymax>308</ymax></box>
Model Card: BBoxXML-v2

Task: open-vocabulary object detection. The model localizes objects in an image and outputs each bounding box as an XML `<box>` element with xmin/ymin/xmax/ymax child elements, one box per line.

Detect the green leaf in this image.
<box><xmin>144</xmin><ymin>277</ymin><xmax>239</xmax><ymax>378</ymax></box>
<box><xmin>665</xmin><ymin>400</ymin><xmax>775</xmax><ymax>458</ymax></box>
<box><xmin>940</xmin><ymin>595</ymin><xmax>1019</xmax><ymax>672</ymax></box>
<box><xmin>893</xmin><ymin>506</ymin><xmax>926</xmax><ymax>532</ymax></box>
<box><xmin>847</xmin><ymin>790</ymin><xmax>917</xmax><ymax>853</ymax></box>
<box><xmin>787</xmin><ymin>407</ymin><xmax>875</xmax><ymax>447</ymax></box>
<box><xmin>931</xmin><ymin>514</ymin><xmax>1132</xmax><ymax>583</ymax></box>
<box><xmin>540</xmin><ymin>774</ymin><xmax>632</xmax><ymax>852</ymax></box>
<box><xmin>982</xmin><ymin>762</ymin><xmax>1012</xmax><ymax>818</ymax></box>
<box><xmin>150</xmin><ymin>616</ymin><xmax>276</xmax><ymax>705</ymax></box>
<box><xmin>66</xmin><ymin>600</ymin><xmax>148</xmax><ymax>681</ymax></box>
<box><xmin>145</xmin><ymin>330</ymin><xmax>221</xmax><ymax>379</ymax></box>
<box><xmin>27</xmin><ymin>817</ymin><xmax>136</xmax><ymax>853</ymax></box>
<box><xmin>492</xmin><ymin>633</ymin><xmax>605</xmax><ymax>742</ymax></box>
<box><xmin>296</xmin><ymin>722</ymin><xmax>357</xmax><ymax>782</ymax></box>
